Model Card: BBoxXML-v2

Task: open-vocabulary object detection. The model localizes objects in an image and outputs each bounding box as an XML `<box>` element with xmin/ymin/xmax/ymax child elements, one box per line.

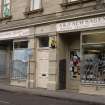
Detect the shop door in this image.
<box><xmin>59</xmin><ymin>59</ymin><xmax>66</xmax><ymax>89</ymax></box>
<box><xmin>37</xmin><ymin>50</ymin><xmax>49</xmax><ymax>88</ymax></box>
<box><xmin>0</xmin><ymin>50</ymin><xmax>7</xmax><ymax>78</ymax></box>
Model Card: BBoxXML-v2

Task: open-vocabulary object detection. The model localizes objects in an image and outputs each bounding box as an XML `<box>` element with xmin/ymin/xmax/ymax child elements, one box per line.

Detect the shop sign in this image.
<box><xmin>0</xmin><ymin>28</ymin><xmax>30</xmax><ymax>40</ymax></box>
<box><xmin>56</xmin><ymin>16</ymin><xmax>105</xmax><ymax>32</ymax></box>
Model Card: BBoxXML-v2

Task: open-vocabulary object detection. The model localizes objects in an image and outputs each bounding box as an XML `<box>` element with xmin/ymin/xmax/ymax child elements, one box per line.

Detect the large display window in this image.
<box><xmin>81</xmin><ymin>33</ymin><xmax>105</xmax><ymax>84</ymax></box>
<box><xmin>12</xmin><ymin>40</ymin><xmax>28</xmax><ymax>80</ymax></box>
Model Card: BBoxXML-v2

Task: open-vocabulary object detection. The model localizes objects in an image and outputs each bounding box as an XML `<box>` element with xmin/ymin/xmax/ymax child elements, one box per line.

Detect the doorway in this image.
<box><xmin>36</xmin><ymin>36</ymin><xmax>49</xmax><ymax>89</ymax></box>
<box><xmin>59</xmin><ymin>32</ymin><xmax>80</xmax><ymax>91</ymax></box>
<box><xmin>0</xmin><ymin>40</ymin><xmax>13</xmax><ymax>84</ymax></box>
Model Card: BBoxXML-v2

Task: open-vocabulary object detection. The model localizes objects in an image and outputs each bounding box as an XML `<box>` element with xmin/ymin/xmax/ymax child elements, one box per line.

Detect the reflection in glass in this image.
<box><xmin>12</xmin><ymin>49</ymin><xmax>28</xmax><ymax>80</ymax></box>
<box><xmin>81</xmin><ymin>44</ymin><xmax>105</xmax><ymax>84</ymax></box>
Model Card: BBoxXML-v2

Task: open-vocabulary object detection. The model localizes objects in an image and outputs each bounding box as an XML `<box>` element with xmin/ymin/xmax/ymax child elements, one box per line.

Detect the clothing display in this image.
<box><xmin>82</xmin><ymin>45</ymin><xmax>105</xmax><ymax>84</ymax></box>
<box><xmin>69</xmin><ymin>50</ymin><xmax>80</xmax><ymax>79</ymax></box>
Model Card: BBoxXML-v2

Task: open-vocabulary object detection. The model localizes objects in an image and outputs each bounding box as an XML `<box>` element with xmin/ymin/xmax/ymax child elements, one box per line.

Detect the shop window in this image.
<box><xmin>12</xmin><ymin>41</ymin><xmax>28</xmax><ymax>80</ymax></box>
<box><xmin>39</xmin><ymin>37</ymin><xmax>49</xmax><ymax>48</ymax></box>
<box><xmin>14</xmin><ymin>41</ymin><xmax>28</xmax><ymax>49</ymax></box>
<box><xmin>81</xmin><ymin>34</ymin><xmax>105</xmax><ymax>84</ymax></box>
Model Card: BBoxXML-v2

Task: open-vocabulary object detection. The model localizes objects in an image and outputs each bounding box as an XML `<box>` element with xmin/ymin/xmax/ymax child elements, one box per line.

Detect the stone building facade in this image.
<box><xmin>0</xmin><ymin>0</ymin><xmax>105</xmax><ymax>95</ymax></box>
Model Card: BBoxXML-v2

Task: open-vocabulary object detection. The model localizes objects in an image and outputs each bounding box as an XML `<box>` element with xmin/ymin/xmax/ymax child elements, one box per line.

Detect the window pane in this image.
<box><xmin>3</xmin><ymin>0</ymin><xmax>10</xmax><ymax>17</ymax></box>
<box><xmin>4</xmin><ymin>0</ymin><xmax>10</xmax><ymax>4</ymax></box>
<box><xmin>0</xmin><ymin>0</ymin><xmax>1</xmax><ymax>17</ymax></box>
<box><xmin>3</xmin><ymin>4</ymin><xmax>10</xmax><ymax>17</ymax></box>
<box><xmin>12</xmin><ymin>49</ymin><xmax>28</xmax><ymax>80</ymax></box>
<box><xmin>39</xmin><ymin>37</ymin><xmax>49</xmax><ymax>47</ymax></box>
<box><xmin>30</xmin><ymin>0</ymin><xmax>41</xmax><ymax>10</ymax></box>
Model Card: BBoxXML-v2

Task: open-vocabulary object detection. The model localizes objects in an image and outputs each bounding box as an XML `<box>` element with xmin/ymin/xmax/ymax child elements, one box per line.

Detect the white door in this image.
<box><xmin>37</xmin><ymin>50</ymin><xmax>49</xmax><ymax>88</ymax></box>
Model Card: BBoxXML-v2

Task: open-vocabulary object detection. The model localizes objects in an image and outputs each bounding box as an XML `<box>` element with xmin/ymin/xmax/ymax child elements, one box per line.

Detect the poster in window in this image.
<box><xmin>49</xmin><ymin>36</ymin><xmax>56</xmax><ymax>48</ymax></box>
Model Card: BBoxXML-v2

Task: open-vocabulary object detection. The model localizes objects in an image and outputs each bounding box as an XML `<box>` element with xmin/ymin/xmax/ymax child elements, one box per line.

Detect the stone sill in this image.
<box><xmin>61</xmin><ymin>0</ymin><xmax>96</xmax><ymax>8</ymax></box>
<box><xmin>24</xmin><ymin>8</ymin><xmax>43</xmax><ymax>16</ymax></box>
<box><xmin>0</xmin><ymin>16</ymin><xmax>12</xmax><ymax>21</ymax></box>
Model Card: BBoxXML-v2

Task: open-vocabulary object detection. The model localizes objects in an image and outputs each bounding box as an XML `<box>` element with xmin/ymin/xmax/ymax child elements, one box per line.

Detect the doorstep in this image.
<box><xmin>0</xmin><ymin>84</ymin><xmax>105</xmax><ymax>105</ymax></box>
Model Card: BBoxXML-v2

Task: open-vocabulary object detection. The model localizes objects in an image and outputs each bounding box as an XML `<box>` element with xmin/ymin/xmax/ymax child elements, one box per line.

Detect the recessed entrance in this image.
<box><xmin>0</xmin><ymin>40</ymin><xmax>13</xmax><ymax>84</ymax></box>
<box><xmin>59</xmin><ymin>32</ymin><xmax>80</xmax><ymax>91</ymax></box>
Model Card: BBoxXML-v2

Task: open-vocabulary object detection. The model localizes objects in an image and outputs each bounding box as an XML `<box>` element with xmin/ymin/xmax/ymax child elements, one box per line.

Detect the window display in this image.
<box><xmin>69</xmin><ymin>50</ymin><xmax>80</xmax><ymax>79</ymax></box>
<box><xmin>81</xmin><ymin>44</ymin><xmax>105</xmax><ymax>84</ymax></box>
<box><xmin>12</xmin><ymin>41</ymin><xmax>28</xmax><ymax>80</ymax></box>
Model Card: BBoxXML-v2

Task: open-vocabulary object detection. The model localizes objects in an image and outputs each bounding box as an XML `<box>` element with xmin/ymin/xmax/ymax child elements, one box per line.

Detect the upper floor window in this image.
<box><xmin>0</xmin><ymin>0</ymin><xmax>11</xmax><ymax>18</ymax></box>
<box><xmin>0</xmin><ymin>0</ymin><xmax>2</xmax><ymax>16</ymax></box>
<box><xmin>68</xmin><ymin>0</ymin><xmax>78</xmax><ymax>2</ymax></box>
<box><xmin>30</xmin><ymin>0</ymin><xmax>41</xmax><ymax>11</ymax></box>
<box><xmin>3</xmin><ymin>0</ymin><xmax>11</xmax><ymax>17</ymax></box>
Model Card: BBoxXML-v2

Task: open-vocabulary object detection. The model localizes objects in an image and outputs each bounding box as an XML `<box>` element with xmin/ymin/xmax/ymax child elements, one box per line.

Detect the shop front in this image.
<box><xmin>0</xmin><ymin>28</ymin><xmax>34</xmax><ymax>88</ymax></box>
<box><xmin>58</xmin><ymin>32</ymin><xmax>80</xmax><ymax>91</ymax></box>
<box><xmin>80</xmin><ymin>30</ymin><xmax>105</xmax><ymax>95</ymax></box>
<box><xmin>56</xmin><ymin>15</ymin><xmax>105</xmax><ymax>94</ymax></box>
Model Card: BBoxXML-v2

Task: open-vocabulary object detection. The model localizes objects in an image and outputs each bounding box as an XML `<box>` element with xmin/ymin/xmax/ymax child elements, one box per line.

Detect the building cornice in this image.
<box><xmin>0</xmin><ymin>8</ymin><xmax>105</xmax><ymax>32</ymax></box>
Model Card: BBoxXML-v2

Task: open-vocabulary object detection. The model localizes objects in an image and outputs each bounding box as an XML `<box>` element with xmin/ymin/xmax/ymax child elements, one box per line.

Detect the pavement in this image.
<box><xmin>0</xmin><ymin>90</ymin><xmax>92</xmax><ymax>105</ymax></box>
<box><xmin>0</xmin><ymin>84</ymin><xmax>105</xmax><ymax>105</ymax></box>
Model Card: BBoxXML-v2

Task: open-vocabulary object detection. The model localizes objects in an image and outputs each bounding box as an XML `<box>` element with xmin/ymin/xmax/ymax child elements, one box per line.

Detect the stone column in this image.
<box><xmin>47</xmin><ymin>34</ymin><xmax>58</xmax><ymax>90</ymax></box>
<box><xmin>26</xmin><ymin>37</ymin><xmax>36</xmax><ymax>88</ymax></box>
